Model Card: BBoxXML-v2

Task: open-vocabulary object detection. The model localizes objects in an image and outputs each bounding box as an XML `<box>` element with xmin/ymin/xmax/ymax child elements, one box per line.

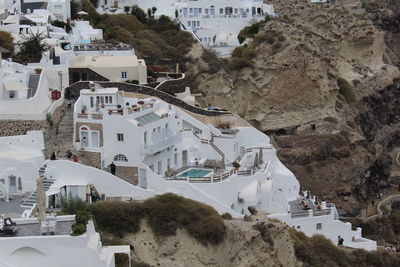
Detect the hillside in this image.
<box><xmin>185</xmin><ymin>0</ymin><xmax>400</xmax><ymax>215</ymax></box>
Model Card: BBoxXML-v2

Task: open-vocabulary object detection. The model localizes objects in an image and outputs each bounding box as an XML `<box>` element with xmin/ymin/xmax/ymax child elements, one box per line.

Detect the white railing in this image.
<box><xmin>141</xmin><ymin>131</ymin><xmax>183</xmax><ymax>155</ymax></box>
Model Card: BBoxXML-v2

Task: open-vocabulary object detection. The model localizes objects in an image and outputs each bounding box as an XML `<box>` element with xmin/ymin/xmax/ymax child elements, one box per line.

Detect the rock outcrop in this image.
<box><xmin>118</xmin><ymin>215</ymin><xmax>300</xmax><ymax>267</ymax></box>
<box><xmin>186</xmin><ymin>0</ymin><xmax>400</xmax><ymax>214</ymax></box>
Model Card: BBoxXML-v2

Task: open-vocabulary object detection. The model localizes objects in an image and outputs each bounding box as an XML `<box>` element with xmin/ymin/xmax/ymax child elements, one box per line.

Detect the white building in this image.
<box><xmin>70</xmin><ymin>85</ymin><xmax>376</xmax><ymax>250</ymax></box>
<box><xmin>0</xmin><ymin>59</ymin><xmax>68</xmax><ymax>120</ymax></box>
<box><xmin>69</xmin><ymin>55</ymin><xmax>147</xmax><ymax>84</ymax></box>
<box><xmin>0</xmin><ymin>217</ymin><xmax>130</xmax><ymax>267</ymax></box>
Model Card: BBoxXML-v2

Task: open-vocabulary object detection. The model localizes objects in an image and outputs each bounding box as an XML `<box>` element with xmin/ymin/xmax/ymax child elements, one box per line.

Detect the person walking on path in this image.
<box><xmin>66</xmin><ymin>98</ymin><xmax>72</xmax><ymax>110</ymax></box>
<box><xmin>110</xmin><ymin>162</ymin><xmax>116</xmax><ymax>175</ymax></box>
<box><xmin>72</xmin><ymin>155</ymin><xmax>78</xmax><ymax>163</ymax></box>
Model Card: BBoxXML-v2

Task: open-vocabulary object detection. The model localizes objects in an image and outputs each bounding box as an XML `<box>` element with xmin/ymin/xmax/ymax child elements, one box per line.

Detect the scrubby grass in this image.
<box><xmin>90</xmin><ymin>194</ymin><xmax>226</xmax><ymax>245</ymax></box>
<box><xmin>253</xmin><ymin>222</ymin><xmax>274</xmax><ymax>247</ymax></box>
<box><xmin>144</xmin><ymin>193</ymin><xmax>225</xmax><ymax>245</ymax></box>
<box><xmin>228</xmin><ymin>45</ymin><xmax>256</xmax><ymax>70</ymax></box>
<box><xmin>337</xmin><ymin>77</ymin><xmax>356</xmax><ymax>103</ymax></box>
<box><xmin>289</xmin><ymin>229</ymin><xmax>400</xmax><ymax>266</ymax></box>
<box><xmin>82</xmin><ymin>1</ymin><xmax>194</xmax><ymax>63</ymax></box>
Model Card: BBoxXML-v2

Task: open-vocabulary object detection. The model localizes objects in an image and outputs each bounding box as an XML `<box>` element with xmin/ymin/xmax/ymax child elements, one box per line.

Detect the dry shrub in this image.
<box><xmin>90</xmin><ymin>201</ymin><xmax>145</xmax><ymax>237</ymax></box>
<box><xmin>253</xmin><ymin>222</ymin><xmax>274</xmax><ymax>247</ymax></box>
<box><xmin>144</xmin><ymin>193</ymin><xmax>226</xmax><ymax>245</ymax></box>
<box><xmin>289</xmin><ymin>228</ymin><xmax>400</xmax><ymax>266</ymax></box>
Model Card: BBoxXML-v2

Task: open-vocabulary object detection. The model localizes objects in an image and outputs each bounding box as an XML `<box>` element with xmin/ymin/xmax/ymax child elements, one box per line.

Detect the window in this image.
<box><xmin>157</xmin><ymin>127</ymin><xmax>161</xmax><ymax>133</ymax></box>
<box><xmin>157</xmin><ymin>161</ymin><xmax>162</xmax><ymax>175</ymax></box>
<box><xmin>174</xmin><ymin>153</ymin><xmax>178</xmax><ymax>166</ymax></box>
<box><xmin>316</xmin><ymin>223</ymin><xmax>322</xmax><ymax>230</ymax></box>
<box><xmin>189</xmin><ymin>8</ymin><xmax>193</xmax><ymax>13</ymax></box>
<box><xmin>105</xmin><ymin>96</ymin><xmax>109</xmax><ymax>104</ymax></box>
<box><xmin>234</xmin><ymin>8</ymin><xmax>238</xmax><ymax>14</ymax></box>
<box><xmin>109</xmin><ymin>96</ymin><xmax>113</xmax><ymax>104</ymax></box>
<box><xmin>144</xmin><ymin>131</ymin><xmax>147</xmax><ymax>145</ymax></box>
<box><xmin>167</xmin><ymin>158</ymin><xmax>171</xmax><ymax>168</ymax></box>
<box><xmin>165</xmin><ymin>123</ymin><xmax>169</xmax><ymax>129</ymax></box>
<box><xmin>197</xmin><ymin>21</ymin><xmax>200</xmax><ymax>26</ymax></box>
<box><xmin>90</xmin><ymin>97</ymin><xmax>94</xmax><ymax>107</ymax></box>
<box><xmin>149</xmin><ymin>164</ymin><xmax>154</xmax><ymax>171</ymax></box>
<box><xmin>188</xmin><ymin>21</ymin><xmax>191</xmax><ymax>26</ymax></box>
<box><xmin>220</xmin><ymin>8</ymin><xmax>223</xmax><ymax>14</ymax></box>
<box><xmin>198</xmin><ymin>8</ymin><xmax>202</xmax><ymax>13</ymax></box>
<box><xmin>114</xmin><ymin>154</ymin><xmax>128</xmax><ymax>162</ymax></box>
<box><xmin>121</xmin><ymin>71</ymin><xmax>127</xmax><ymax>79</ymax></box>
<box><xmin>117</xmin><ymin>133</ymin><xmax>124</xmax><ymax>142</ymax></box>
<box><xmin>9</xmin><ymin>91</ymin><xmax>15</xmax><ymax>99</ymax></box>
<box><xmin>205</xmin><ymin>8</ymin><xmax>208</xmax><ymax>14</ymax></box>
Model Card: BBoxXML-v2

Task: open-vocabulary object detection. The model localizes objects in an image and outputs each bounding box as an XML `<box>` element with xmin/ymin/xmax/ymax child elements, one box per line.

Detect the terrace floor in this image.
<box><xmin>0</xmin><ymin>219</ymin><xmax>74</xmax><ymax>238</ymax></box>
<box><xmin>0</xmin><ymin>196</ymin><xmax>27</xmax><ymax>216</ymax></box>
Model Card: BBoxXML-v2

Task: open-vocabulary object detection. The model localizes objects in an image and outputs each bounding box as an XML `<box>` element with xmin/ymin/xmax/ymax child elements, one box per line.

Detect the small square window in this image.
<box><xmin>121</xmin><ymin>71</ymin><xmax>127</xmax><ymax>79</ymax></box>
<box><xmin>316</xmin><ymin>223</ymin><xmax>322</xmax><ymax>230</ymax></box>
<box><xmin>117</xmin><ymin>133</ymin><xmax>124</xmax><ymax>142</ymax></box>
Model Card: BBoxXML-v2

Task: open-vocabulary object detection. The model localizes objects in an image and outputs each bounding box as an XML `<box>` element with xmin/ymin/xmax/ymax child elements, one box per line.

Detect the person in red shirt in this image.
<box><xmin>72</xmin><ymin>155</ymin><xmax>78</xmax><ymax>163</ymax></box>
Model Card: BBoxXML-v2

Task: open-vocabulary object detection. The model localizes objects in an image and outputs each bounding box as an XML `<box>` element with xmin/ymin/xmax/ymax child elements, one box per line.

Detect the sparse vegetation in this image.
<box><xmin>81</xmin><ymin>1</ymin><xmax>194</xmax><ymax>65</ymax></box>
<box><xmin>253</xmin><ymin>222</ymin><xmax>274</xmax><ymax>247</ymax></box>
<box><xmin>337</xmin><ymin>77</ymin><xmax>356</xmax><ymax>103</ymax></box>
<box><xmin>228</xmin><ymin>45</ymin><xmax>256</xmax><ymax>70</ymax></box>
<box><xmin>221</xmin><ymin>212</ymin><xmax>233</xmax><ymax>220</ymax></box>
<box><xmin>16</xmin><ymin>32</ymin><xmax>48</xmax><ymax>63</ymax></box>
<box><xmin>61</xmin><ymin>196</ymin><xmax>87</xmax><ymax>214</ymax></box>
<box><xmin>289</xmin><ymin>229</ymin><xmax>400</xmax><ymax>266</ymax></box>
<box><xmin>90</xmin><ymin>194</ymin><xmax>226</xmax><ymax>245</ymax></box>
<box><xmin>71</xmin><ymin>223</ymin><xmax>87</xmax><ymax>236</ymax></box>
<box><xmin>0</xmin><ymin>30</ymin><xmax>14</xmax><ymax>57</ymax></box>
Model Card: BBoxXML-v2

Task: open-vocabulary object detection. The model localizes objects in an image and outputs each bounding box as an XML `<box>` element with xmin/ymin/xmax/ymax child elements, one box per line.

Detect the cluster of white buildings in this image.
<box><xmin>0</xmin><ymin>0</ymin><xmax>377</xmax><ymax>266</ymax></box>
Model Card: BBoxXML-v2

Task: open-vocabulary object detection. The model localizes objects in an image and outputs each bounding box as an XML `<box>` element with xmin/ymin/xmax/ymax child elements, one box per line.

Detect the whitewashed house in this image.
<box><xmin>69</xmin><ymin>84</ymin><xmax>376</xmax><ymax>250</ymax></box>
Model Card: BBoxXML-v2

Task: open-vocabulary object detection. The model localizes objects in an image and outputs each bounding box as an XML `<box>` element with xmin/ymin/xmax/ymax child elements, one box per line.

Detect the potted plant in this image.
<box><xmin>82</xmin><ymin>105</ymin><xmax>87</xmax><ymax>114</ymax></box>
<box><xmin>34</xmin><ymin>68</ymin><xmax>42</xmax><ymax>74</ymax></box>
<box><xmin>232</xmin><ymin>161</ymin><xmax>240</xmax><ymax>172</ymax></box>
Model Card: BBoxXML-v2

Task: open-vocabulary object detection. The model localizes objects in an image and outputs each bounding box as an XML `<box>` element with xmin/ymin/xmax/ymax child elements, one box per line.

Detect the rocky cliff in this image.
<box><xmin>186</xmin><ymin>0</ymin><xmax>400</xmax><ymax>215</ymax></box>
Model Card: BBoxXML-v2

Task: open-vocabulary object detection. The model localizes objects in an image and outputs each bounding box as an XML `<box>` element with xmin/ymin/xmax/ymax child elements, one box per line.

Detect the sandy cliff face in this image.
<box><xmin>122</xmin><ymin>216</ymin><xmax>300</xmax><ymax>267</ymax></box>
<box><xmin>186</xmin><ymin>0</ymin><xmax>400</xmax><ymax>214</ymax></box>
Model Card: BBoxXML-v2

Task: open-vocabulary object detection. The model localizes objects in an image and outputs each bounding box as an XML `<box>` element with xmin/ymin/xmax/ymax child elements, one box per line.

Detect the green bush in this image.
<box><xmin>71</xmin><ymin>223</ymin><xmax>87</xmax><ymax>236</ymax></box>
<box><xmin>337</xmin><ymin>77</ymin><xmax>356</xmax><ymax>103</ymax></box>
<box><xmin>75</xmin><ymin>210</ymin><xmax>90</xmax><ymax>225</ymax></box>
<box><xmin>238</xmin><ymin>23</ymin><xmax>260</xmax><ymax>44</ymax></box>
<box><xmin>62</xmin><ymin>196</ymin><xmax>87</xmax><ymax>214</ymax></box>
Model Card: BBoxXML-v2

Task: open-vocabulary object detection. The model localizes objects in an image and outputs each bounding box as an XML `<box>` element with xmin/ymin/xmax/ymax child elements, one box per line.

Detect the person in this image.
<box><xmin>81</xmin><ymin>136</ymin><xmax>87</xmax><ymax>149</ymax></box>
<box><xmin>50</xmin><ymin>152</ymin><xmax>57</xmax><ymax>160</ymax></box>
<box><xmin>66</xmin><ymin>98</ymin><xmax>72</xmax><ymax>110</ymax></box>
<box><xmin>337</xmin><ymin>236</ymin><xmax>341</xmax><ymax>246</ymax></box>
<box><xmin>110</xmin><ymin>162</ymin><xmax>116</xmax><ymax>175</ymax></box>
<box><xmin>66</xmin><ymin>149</ymin><xmax>73</xmax><ymax>159</ymax></box>
<box><xmin>339</xmin><ymin>237</ymin><xmax>344</xmax><ymax>246</ymax></box>
<box><xmin>72</xmin><ymin>155</ymin><xmax>78</xmax><ymax>163</ymax></box>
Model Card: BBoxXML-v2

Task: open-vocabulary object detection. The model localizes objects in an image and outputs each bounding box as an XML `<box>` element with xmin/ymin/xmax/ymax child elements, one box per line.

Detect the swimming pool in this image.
<box><xmin>179</xmin><ymin>169</ymin><xmax>212</xmax><ymax>178</ymax></box>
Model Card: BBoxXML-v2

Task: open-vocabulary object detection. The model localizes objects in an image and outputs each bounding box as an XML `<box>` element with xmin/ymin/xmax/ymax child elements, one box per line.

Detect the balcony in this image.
<box><xmin>141</xmin><ymin>129</ymin><xmax>182</xmax><ymax>155</ymax></box>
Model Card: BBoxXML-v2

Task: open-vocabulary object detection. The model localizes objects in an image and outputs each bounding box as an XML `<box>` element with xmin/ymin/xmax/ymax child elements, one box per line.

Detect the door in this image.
<box><xmin>81</xmin><ymin>131</ymin><xmax>89</xmax><ymax>148</ymax></box>
<box><xmin>9</xmin><ymin>175</ymin><xmax>17</xmax><ymax>193</ymax></box>
<box><xmin>91</xmin><ymin>131</ymin><xmax>99</xmax><ymax>147</ymax></box>
<box><xmin>194</xmin><ymin>8</ymin><xmax>199</xmax><ymax>17</ymax></box>
<box><xmin>139</xmin><ymin>168</ymin><xmax>147</xmax><ymax>189</ymax></box>
<box><xmin>182</xmin><ymin>150</ymin><xmax>188</xmax><ymax>167</ymax></box>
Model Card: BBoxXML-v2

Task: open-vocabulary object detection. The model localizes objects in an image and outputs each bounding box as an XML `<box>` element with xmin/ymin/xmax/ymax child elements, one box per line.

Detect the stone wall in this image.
<box><xmin>67</xmin><ymin>81</ymin><xmax>230</xmax><ymax>116</ymax></box>
<box><xmin>75</xmin><ymin>122</ymin><xmax>104</xmax><ymax>146</ymax></box>
<box><xmin>0</xmin><ymin>103</ymin><xmax>66</xmax><ymax>137</ymax></box>
<box><xmin>81</xmin><ymin>151</ymin><xmax>101</xmax><ymax>169</ymax></box>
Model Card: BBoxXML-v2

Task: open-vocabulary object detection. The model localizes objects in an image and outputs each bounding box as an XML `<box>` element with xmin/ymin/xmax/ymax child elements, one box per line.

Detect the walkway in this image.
<box><xmin>52</xmin><ymin>103</ymin><xmax>91</xmax><ymax>166</ymax></box>
<box><xmin>357</xmin><ymin>185</ymin><xmax>400</xmax><ymax>222</ymax></box>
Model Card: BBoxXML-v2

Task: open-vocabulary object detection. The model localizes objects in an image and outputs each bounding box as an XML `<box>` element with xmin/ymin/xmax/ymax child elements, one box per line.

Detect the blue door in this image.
<box><xmin>183</xmin><ymin>8</ymin><xmax>188</xmax><ymax>17</ymax></box>
<box><xmin>210</xmin><ymin>7</ymin><xmax>215</xmax><ymax>16</ymax></box>
<box><xmin>194</xmin><ymin>8</ymin><xmax>199</xmax><ymax>17</ymax></box>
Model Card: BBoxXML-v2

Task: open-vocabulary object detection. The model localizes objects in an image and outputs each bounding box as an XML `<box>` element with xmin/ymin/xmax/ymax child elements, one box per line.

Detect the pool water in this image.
<box><xmin>179</xmin><ymin>169</ymin><xmax>211</xmax><ymax>178</ymax></box>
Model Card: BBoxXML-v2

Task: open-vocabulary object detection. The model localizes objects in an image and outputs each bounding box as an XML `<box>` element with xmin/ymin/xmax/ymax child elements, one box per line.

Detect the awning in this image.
<box><xmin>3</xmin><ymin>81</ymin><xmax>28</xmax><ymax>91</ymax></box>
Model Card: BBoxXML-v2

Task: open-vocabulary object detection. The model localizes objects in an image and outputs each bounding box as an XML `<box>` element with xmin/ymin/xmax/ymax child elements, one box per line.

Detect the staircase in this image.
<box><xmin>28</xmin><ymin>74</ymin><xmax>40</xmax><ymax>98</ymax></box>
<box><xmin>55</xmin><ymin>108</ymin><xmax>75</xmax><ymax>157</ymax></box>
<box><xmin>20</xmin><ymin>164</ymin><xmax>56</xmax><ymax>209</ymax></box>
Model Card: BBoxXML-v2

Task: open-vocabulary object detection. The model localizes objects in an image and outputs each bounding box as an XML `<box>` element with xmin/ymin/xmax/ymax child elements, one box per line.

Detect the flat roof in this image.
<box><xmin>135</xmin><ymin>112</ymin><xmax>161</xmax><ymax>125</ymax></box>
<box><xmin>81</xmin><ymin>88</ymin><xmax>118</xmax><ymax>94</ymax></box>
